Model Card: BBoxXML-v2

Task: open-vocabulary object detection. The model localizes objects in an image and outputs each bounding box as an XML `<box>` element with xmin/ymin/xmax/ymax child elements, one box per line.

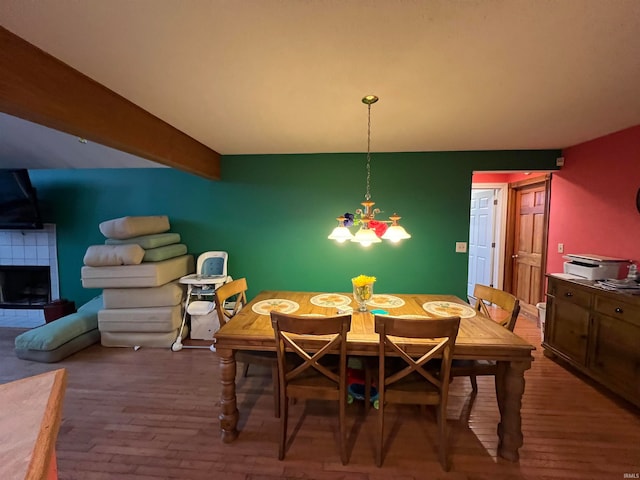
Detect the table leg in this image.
<box><xmin>217</xmin><ymin>347</ymin><xmax>239</xmax><ymax>442</ymax></box>
<box><xmin>495</xmin><ymin>360</ymin><xmax>531</xmax><ymax>461</ymax></box>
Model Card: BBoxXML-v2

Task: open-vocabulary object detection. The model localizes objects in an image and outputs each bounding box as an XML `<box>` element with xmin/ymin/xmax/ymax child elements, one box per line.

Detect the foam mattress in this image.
<box><xmin>100</xmin><ymin>326</ymin><xmax>188</xmax><ymax>348</ymax></box>
<box><xmin>81</xmin><ymin>254</ymin><xmax>194</xmax><ymax>288</ymax></box>
<box><xmin>98</xmin><ymin>304</ymin><xmax>182</xmax><ymax>333</ymax></box>
<box><xmin>102</xmin><ymin>281</ymin><xmax>185</xmax><ymax>309</ymax></box>
<box><xmin>16</xmin><ymin>329</ymin><xmax>101</xmax><ymax>363</ymax></box>
<box><xmin>14</xmin><ymin>295</ymin><xmax>104</xmax><ymax>363</ymax></box>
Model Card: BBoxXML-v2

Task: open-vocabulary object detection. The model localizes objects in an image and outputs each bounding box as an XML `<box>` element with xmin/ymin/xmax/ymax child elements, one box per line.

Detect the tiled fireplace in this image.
<box><xmin>0</xmin><ymin>224</ymin><xmax>60</xmax><ymax>328</ymax></box>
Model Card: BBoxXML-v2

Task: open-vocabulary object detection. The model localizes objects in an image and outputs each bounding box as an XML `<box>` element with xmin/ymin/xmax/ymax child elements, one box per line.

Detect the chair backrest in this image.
<box><xmin>472</xmin><ymin>284</ymin><xmax>520</xmax><ymax>331</ymax></box>
<box><xmin>214</xmin><ymin>278</ymin><xmax>247</xmax><ymax>325</ymax></box>
<box><xmin>197</xmin><ymin>251</ymin><xmax>228</xmax><ymax>277</ymax></box>
<box><xmin>270</xmin><ymin>312</ymin><xmax>351</xmax><ymax>397</ymax></box>
<box><xmin>375</xmin><ymin>315</ymin><xmax>460</xmax><ymax>399</ymax></box>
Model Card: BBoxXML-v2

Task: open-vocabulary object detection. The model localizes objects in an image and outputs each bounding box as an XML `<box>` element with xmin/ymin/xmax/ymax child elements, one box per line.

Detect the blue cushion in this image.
<box><xmin>15</xmin><ymin>295</ymin><xmax>103</xmax><ymax>352</ymax></box>
<box><xmin>202</xmin><ymin>257</ymin><xmax>225</xmax><ymax>276</ymax></box>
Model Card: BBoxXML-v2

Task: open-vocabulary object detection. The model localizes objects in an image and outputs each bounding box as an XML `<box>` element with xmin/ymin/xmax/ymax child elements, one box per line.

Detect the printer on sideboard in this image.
<box><xmin>562</xmin><ymin>253</ymin><xmax>630</xmax><ymax>280</ymax></box>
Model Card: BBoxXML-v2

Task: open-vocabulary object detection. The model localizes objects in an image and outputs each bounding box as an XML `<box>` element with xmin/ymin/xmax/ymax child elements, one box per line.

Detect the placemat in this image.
<box><xmin>309</xmin><ymin>294</ymin><xmax>353</xmax><ymax>307</ymax></box>
<box><xmin>422</xmin><ymin>301</ymin><xmax>476</xmax><ymax>318</ymax></box>
<box><xmin>252</xmin><ymin>299</ymin><xmax>300</xmax><ymax>315</ymax></box>
<box><xmin>367</xmin><ymin>295</ymin><xmax>405</xmax><ymax>308</ymax></box>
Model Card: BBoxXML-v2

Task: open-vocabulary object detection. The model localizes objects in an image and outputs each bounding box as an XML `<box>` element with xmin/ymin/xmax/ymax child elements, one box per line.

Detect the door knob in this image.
<box><xmin>512</xmin><ymin>254</ymin><xmax>519</xmax><ymax>259</ymax></box>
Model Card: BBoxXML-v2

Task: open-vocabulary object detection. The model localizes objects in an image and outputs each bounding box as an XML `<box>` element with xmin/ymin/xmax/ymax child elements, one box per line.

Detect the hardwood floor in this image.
<box><xmin>1</xmin><ymin>314</ymin><xmax>639</xmax><ymax>479</ymax></box>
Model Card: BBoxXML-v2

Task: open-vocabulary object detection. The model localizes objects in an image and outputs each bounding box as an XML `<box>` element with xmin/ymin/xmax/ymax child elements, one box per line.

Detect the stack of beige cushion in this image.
<box><xmin>80</xmin><ymin>216</ymin><xmax>194</xmax><ymax>348</ymax></box>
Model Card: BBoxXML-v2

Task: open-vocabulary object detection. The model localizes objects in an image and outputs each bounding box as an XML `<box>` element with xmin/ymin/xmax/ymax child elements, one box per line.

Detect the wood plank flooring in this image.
<box><xmin>1</xmin><ymin>313</ymin><xmax>639</xmax><ymax>479</ymax></box>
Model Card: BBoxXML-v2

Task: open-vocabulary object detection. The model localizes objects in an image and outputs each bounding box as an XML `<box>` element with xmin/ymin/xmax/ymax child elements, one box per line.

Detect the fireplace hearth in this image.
<box><xmin>0</xmin><ymin>266</ymin><xmax>51</xmax><ymax>308</ymax></box>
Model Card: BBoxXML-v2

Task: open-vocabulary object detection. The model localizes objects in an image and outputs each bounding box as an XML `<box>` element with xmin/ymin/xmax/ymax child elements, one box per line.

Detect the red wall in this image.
<box><xmin>473</xmin><ymin>172</ymin><xmax>544</xmax><ymax>184</ymax></box>
<box><xmin>547</xmin><ymin>125</ymin><xmax>640</xmax><ymax>275</ymax></box>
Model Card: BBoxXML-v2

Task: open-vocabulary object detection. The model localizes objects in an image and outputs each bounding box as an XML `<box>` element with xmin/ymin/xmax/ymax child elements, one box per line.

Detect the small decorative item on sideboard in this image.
<box><xmin>627</xmin><ymin>263</ymin><xmax>638</xmax><ymax>281</ymax></box>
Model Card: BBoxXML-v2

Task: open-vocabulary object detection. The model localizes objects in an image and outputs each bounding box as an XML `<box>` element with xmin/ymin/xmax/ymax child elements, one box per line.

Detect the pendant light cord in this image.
<box><xmin>365</xmin><ymin>103</ymin><xmax>372</xmax><ymax>201</ymax></box>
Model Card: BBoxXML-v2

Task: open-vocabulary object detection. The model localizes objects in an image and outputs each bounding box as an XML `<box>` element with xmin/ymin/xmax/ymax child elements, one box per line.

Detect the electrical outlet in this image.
<box><xmin>558</xmin><ymin>243</ymin><xmax>564</xmax><ymax>253</ymax></box>
<box><xmin>455</xmin><ymin>242</ymin><xmax>467</xmax><ymax>253</ymax></box>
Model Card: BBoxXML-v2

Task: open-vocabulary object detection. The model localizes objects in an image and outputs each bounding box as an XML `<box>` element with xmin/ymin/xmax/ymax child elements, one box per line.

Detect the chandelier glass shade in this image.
<box><xmin>328</xmin><ymin>95</ymin><xmax>411</xmax><ymax>247</ymax></box>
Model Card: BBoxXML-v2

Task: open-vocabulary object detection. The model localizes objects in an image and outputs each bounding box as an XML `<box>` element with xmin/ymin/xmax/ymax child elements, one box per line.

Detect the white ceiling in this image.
<box><xmin>0</xmin><ymin>113</ymin><xmax>165</xmax><ymax>169</ymax></box>
<box><xmin>1</xmin><ymin>0</ymin><xmax>640</xmax><ymax>169</ymax></box>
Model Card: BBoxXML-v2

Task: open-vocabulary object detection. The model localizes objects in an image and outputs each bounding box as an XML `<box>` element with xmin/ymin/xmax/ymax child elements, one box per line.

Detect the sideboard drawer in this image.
<box><xmin>594</xmin><ymin>296</ymin><xmax>640</xmax><ymax>327</ymax></box>
<box><xmin>550</xmin><ymin>282</ymin><xmax>592</xmax><ymax>308</ymax></box>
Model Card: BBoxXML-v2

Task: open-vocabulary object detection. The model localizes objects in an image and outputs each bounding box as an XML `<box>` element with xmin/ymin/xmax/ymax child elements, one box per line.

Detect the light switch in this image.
<box><xmin>558</xmin><ymin>243</ymin><xmax>564</xmax><ymax>253</ymax></box>
<box><xmin>455</xmin><ymin>242</ymin><xmax>467</xmax><ymax>253</ymax></box>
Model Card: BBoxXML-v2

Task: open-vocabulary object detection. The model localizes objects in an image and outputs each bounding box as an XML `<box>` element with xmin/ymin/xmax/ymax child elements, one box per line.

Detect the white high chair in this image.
<box><xmin>172</xmin><ymin>251</ymin><xmax>229</xmax><ymax>351</ymax></box>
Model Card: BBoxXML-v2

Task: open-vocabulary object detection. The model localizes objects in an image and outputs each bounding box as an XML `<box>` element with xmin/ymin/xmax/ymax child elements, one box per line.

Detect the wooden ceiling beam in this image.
<box><xmin>0</xmin><ymin>26</ymin><xmax>220</xmax><ymax>180</ymax></box>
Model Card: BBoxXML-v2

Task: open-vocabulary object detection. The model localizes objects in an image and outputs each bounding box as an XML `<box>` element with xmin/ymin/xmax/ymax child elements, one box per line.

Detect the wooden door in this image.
<box><xmin>506</xmin><ymin>176</ymin><xmax>550</xmax><ymax>315</ymax></box>
<box><xmin>547</xmin><ymin>295</ymin><xmax>590</xmax><ymax>366</ymax></box>
<box><xmin>591</xmin><ymin>312</ymin><xmax>640</xmax><ymax>395</ymax></box>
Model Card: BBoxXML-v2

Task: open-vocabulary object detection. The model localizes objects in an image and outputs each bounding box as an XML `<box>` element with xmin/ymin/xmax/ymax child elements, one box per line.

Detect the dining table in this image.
<box><xmin>213</xmin><ymin>290</ymin><xmax>535</xmax><ymax>462</ymax></box>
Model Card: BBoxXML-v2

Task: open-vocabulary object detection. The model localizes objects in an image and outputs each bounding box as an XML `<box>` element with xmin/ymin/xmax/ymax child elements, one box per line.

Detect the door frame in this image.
<box><xmin>503</xmin><ymin>174</ymin><xmax>551</xmax><ymax>304</ymax></box>
<box><xmin>470</xmin><ymin>183</ymin><xmax>508</xmax><ymax>290</ymax></box>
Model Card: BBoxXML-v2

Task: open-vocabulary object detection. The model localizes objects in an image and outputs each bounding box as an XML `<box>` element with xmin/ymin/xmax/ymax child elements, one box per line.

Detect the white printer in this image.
<box><xmin>563</xmin><ymin>254</ymin><xmax>630</xmax><ymax>280</ymax></box>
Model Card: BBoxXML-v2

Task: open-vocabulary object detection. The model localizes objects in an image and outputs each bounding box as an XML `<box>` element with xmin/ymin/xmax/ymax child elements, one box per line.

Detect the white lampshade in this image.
<box><xmin>381</xmin><ymin>225</ymin><xmax>412</xmax><ymax>243</ymax></box>
<box><xmin>351</xmin><ymin>227</ymin><xmax>382</xmax><ymax>247</ymax></box>
<box><xmin>328</xmin><ymin>226</ymin><xmax>355</xmax><ymax>243</ymax></box>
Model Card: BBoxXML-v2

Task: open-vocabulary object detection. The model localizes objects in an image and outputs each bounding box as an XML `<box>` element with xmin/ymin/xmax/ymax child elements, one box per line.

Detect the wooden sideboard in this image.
<box><xmin>544</xmin><ymin>275</ymin><xmax>640</xmax><ymax>408</ymax></box>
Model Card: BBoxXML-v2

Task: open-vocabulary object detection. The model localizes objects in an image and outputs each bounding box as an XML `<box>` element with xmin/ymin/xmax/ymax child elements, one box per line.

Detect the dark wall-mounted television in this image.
<box><xmin>0</xmin><ymin>169</ymin><xmax>44</xmax><ymax>229</ymax></box>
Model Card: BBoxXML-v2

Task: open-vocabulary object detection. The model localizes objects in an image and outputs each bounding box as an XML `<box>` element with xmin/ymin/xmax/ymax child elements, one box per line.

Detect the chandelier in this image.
<box><xmin>328</xmin><ymin>95</ymin><xmax>411</xmax><ymax>247</ymax></box>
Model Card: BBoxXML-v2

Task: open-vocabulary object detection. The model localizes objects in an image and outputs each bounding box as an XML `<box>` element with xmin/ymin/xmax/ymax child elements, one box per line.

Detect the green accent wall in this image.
<box><xmin>29</xmin><ymin>150</ymin><xmax>559</xmax><ymax>305</ymax></box>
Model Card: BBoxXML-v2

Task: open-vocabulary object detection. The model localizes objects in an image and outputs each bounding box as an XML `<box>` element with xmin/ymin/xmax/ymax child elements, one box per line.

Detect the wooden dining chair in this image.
<box><xmin>470</xmin><ymin>284</ymin><xmax>521</xmax><ymax>331</ymax></box>
<box><xmin>374</xmin><ymin>314</ymin><xmax>460</xmax><ymax>470</ymax></box>
<box><xmin>270</xmin><ymin>312</ymin><xmax>352</xmax><ymax>465</ymax></box>
<box><xmin>214</xmin><ymin>278</ymin><xmax>280</xmax><ymax>417</ymax></box>
<box><xmin>454</xmin><ymin>284</ymin><xmax>521</xmax><ymax>391</ymax></box>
